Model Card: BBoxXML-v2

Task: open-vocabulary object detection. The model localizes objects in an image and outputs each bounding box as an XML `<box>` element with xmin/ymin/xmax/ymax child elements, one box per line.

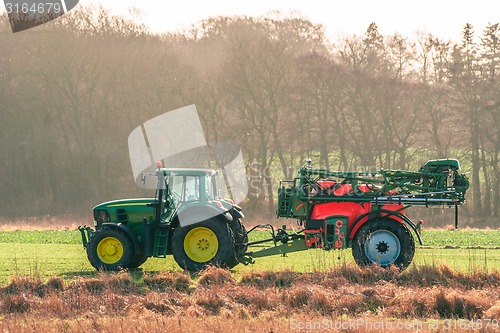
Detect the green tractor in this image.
<box><xmin>79</xmin><ymin>166</ymin><xmax>247</xmax><ymax>271</ymax></box>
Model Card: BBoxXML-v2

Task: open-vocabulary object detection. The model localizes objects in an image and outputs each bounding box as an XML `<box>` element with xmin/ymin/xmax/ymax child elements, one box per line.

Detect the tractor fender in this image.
<box><xmin>176</xmin><ymin>203</ymin><xmax>233</xmax><ymax>227</ymax></box>
<box><xmin>100</xmin><ymin>223</ymin><xmax>142</xmax><ymax>254</ymax></box>
<box><xmin>348</xmin><ymin>209</ymin><xmax>423</xmax><ymax>245</ymax></box>
<box><xmin>230</xmin><ymin>207</ymin><xmax>244</xmax><ymax>220</ymax></box>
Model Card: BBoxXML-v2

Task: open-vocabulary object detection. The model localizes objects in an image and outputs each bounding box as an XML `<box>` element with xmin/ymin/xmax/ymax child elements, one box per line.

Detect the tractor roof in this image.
<box><xmin>158</xmin><ymin>168</ymin><xmax>217</xmax><ymax>176</ymax></box>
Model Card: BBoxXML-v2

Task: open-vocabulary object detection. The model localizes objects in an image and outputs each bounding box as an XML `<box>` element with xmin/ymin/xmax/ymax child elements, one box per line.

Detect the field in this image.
<box><xmin>0</xmin><ymin>226</ymin><xmax>500</xmax><ymax>332</ymax></box>
<box><xmin>1</xmin><ymin>229</ymin><xmax>500</xmax><ymax>284</ymax></box>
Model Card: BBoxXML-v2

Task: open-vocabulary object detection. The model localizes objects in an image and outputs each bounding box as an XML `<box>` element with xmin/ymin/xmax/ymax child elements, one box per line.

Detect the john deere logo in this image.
<box><xmin>4</xmin><ymin>0</ymin><xmax>79</xmax><ymax>32</ymax></box>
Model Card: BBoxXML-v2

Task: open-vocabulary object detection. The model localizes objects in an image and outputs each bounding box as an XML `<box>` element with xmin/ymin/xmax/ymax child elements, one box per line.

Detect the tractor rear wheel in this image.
<box><xmin>352</xmin><ymin>218</ymin><xmax>415</xmax><ymax>269</ymax></box>
<box><xmin>226</xmin><ymin>219</ymin><xmax>248</xmax><ymax>268</ymax></box>
<box><xmin>128</xmin><ymin>253</ymin><xmax>148</xmax><ymax>269</ymax></box>
<box><xmin>87</xmin><ymin>227</ymin><xmax>134</xmax><ymax>271</ymax></box>
<box><xmin>172</xmin><ymin>218</ymin><xmax>235</xmax><ymax>271</ymax></box>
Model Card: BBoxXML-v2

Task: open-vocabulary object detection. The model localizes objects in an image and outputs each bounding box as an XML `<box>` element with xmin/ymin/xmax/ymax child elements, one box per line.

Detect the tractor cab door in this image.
<box><xmin>163</xmin><ymin>187</ymin><xmax>176</xmax><ymax>223</ymax></box>
<box><xmin>164</xmin><ymin>174</ymin><xmax>204</xmax><ymax>224</ymax></box>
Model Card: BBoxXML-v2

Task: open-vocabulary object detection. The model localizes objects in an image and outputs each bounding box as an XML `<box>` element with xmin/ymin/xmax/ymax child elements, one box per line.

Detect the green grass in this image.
<box><xmin>248</xmin><ymin>228</ymin><xmax>500</xmax><ymax>247</ymax></box>
<box><xmin>421</xmin><ymin>229</ymin><xmax>500</xmax><ymax>248</ymax></box>
<box><xmin>1</xmin><ymin>229</ymin><xmax>499</xmax><ymax>247</ymax></box>
<box><xmin>0</xmin><ymin>229</ymin><xmax>499</xmax><ymax>286</ymax></box>
<box><xmin>0</xmin><ymin>230</ymin><xmax>81</xmax><ymax>244</ymax></box>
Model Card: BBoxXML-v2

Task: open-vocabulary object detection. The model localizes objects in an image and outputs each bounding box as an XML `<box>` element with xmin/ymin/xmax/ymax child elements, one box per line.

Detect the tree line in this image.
<box><xmin>0</xmin><ymin>8</ymin><xmax>498</xmax><ymax>224</ymax></box>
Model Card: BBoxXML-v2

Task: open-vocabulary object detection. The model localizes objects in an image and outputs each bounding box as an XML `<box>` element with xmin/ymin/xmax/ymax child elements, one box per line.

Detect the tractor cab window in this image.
<box><xmin>184</xmin><ymin>176</ymin><xmax>200</xmax><ymax>201</ymax></box>
<box><xmin>170</xmin><ymin>175</ymin><xmax>201</xmax><ymax>203</ymax></box>
<box><xmin>205</xmin><ymin>175</ymin><xmax>216</xmax><ymax>200</ymax></box>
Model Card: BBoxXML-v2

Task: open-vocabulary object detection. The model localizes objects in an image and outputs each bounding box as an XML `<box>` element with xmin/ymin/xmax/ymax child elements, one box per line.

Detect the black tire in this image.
<box><xmin>87</xmin><ymin>227</ymin><xmax>134</xmax><ymax>271</ymax></box>
<box><xmin>172</xmin><ymin>218</ymin><xmax>235</xmax><ymax>272</ymax></box>
<box><xmin>128</xmin><ymin>253</ymin><xmax>148</xmax><ymax>269</ymax></box>
<box><xmin>226</xmin><ymin>219</ymin><xmax>248</xmax><ymax>269</ymax></box>
<box><xmin>352</xmin><ymin>218</ymin><xmax>415</xmax><ymax>270</ymax></box>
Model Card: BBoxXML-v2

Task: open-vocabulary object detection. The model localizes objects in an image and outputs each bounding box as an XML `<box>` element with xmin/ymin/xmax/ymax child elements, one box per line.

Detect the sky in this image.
<box><xmin>77</xmin><ymin>0</ymin><xmax>500</xmax><ymax>43</ymax></box>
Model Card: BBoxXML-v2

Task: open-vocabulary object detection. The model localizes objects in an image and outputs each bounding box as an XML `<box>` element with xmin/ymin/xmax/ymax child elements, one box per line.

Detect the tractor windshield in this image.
<box><xmin>169</xmin><ymin>174</ymin><xmax>201</xmax><ymax>203</ymax></box>
<box><xmin>166</xmin><ymin>172</ymin><xmax>220</xmax><ymax>204</ymax></box>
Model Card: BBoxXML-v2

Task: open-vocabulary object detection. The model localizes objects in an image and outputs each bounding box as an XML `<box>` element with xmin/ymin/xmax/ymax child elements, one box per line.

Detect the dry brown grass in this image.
<box><xmin>197</xmin><ymin>266</ymin><xmax>237</xmax><ymax>287</ymax></box>
<box><xmin>240</xmin><ymin>268</ymin><xmax>299</xmax><ymax>289</ymax></box>
<box><xmin>0</xmin><ymin>216</ymin><xmax>89</xmax><ymax>231</ymax></box>
<box><xmin>143</xmin><ymin>271</ymin><xmax>191</xmax><ymax>292</ymax></box>
<box><xmin>485</xmin><ymin>301</ymin><xmax>500</xmax><ymax>319</ymax></box>
<box><xmin>0</xmin><ymin>264</ymin><xmax>499</xmax><ymax>332</ymax></box>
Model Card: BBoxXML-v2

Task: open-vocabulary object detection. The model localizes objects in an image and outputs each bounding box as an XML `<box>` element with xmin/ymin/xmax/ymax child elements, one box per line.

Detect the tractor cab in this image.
<box><xmin>152</xmin><ymin>168</ymin><xmax>219</xmax><ymax>223</ymax></box>
<box><xmin>151</xmin><ymin>168</ymin><xmax>236</xmax><ymax>226</ymax></box>
<box><xmin>163</xmin><ymin>169</ymin><xmax>217</xmax><ymax>203</ymax></box>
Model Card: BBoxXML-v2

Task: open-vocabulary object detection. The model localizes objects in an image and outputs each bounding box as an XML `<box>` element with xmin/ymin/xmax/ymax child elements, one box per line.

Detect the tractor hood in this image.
<box><xmin>93</xmin><ymin>198</ymin><xmax>156</xmax><ymax>211</ymax></box>
<box><xmin>93</xmin><ymin>198</ymin><xmax>157</xmax><ymax>226</ymax></box>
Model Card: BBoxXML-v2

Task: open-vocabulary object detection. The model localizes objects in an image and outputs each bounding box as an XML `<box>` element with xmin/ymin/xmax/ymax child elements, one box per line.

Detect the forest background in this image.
<box><xmin>1</xmin><ymin>7</ymin><xmax>499</xmax><ymax>227</ymax></box>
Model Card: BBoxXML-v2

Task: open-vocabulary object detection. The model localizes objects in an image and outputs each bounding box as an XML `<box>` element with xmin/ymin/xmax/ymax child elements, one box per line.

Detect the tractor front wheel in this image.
<box><xmin>172</xmin><ymin>218</ymin><xmax>235</xmax><ymax>271</ymax></box>
<box><xmin>352</xmin><ymin>218</ymin><xmax>415</xmax><ymax>269</ymax></box>
<box><xmin>87</xmin><ymin>227</ymin><xmax>134</xmax><ymax>271</ymax></box>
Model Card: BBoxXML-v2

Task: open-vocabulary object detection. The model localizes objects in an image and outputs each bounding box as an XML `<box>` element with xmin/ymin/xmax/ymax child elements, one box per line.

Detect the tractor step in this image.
<box><xmin>153</xmin><ymin>227</ymin><xmax>169</xmax><ymax>258</ymax></box>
